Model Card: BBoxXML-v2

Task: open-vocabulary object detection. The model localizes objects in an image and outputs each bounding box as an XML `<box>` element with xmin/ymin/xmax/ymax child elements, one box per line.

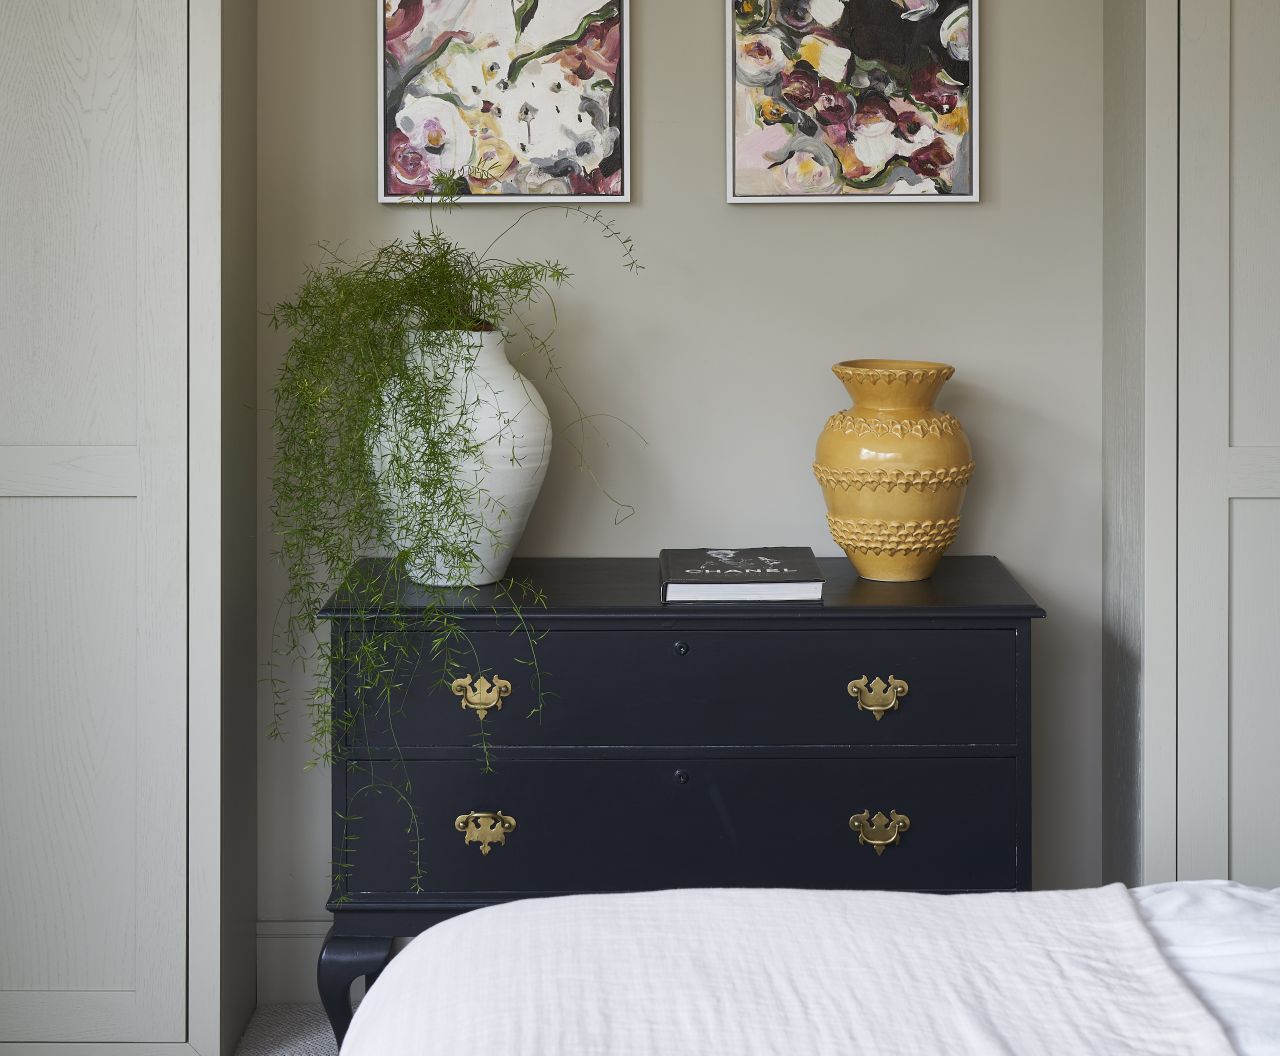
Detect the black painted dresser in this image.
<box><xmin>316</xmin><ymin>555</ymin><xmax>1043</xmax><ymax>1041</ymax></box>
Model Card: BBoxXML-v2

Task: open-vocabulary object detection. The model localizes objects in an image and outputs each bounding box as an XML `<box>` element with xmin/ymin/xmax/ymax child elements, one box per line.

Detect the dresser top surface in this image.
<box><xmin>321</xmin><ymin>556</ymin><xmax>1044</xmax><ymax>621</ymax></box>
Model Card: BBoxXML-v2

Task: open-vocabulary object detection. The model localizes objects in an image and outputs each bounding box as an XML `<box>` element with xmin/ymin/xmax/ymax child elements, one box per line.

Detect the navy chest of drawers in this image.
<box><xmin>316</xmin><ymin>555</ymin><xmax>1043</xmax><ymax>1041</ymax></box>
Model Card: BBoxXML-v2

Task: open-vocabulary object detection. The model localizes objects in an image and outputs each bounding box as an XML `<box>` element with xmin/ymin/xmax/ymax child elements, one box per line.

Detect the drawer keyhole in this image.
<box><xmin>673</xmin><ymin>769</ymin><xmax>690</xmax><ymax>786</ymax></box>
<box><xmin>673</xmin><ymin>641</ymin><xmax>690</xmax><ymax>656</ymax></box>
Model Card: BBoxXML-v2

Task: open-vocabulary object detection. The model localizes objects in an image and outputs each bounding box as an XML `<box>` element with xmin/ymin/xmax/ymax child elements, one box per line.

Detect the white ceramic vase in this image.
<box><xmin>371</xmin><ymin>329</ymin><xmax>552</xmax><ymax>587</ymax></box>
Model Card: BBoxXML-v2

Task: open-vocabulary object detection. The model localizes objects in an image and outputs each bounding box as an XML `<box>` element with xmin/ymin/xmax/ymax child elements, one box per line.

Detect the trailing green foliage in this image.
<box><xmin>267</xmin><ymin>191</ymin><xmax>640</xmax><ymax>893</ymax></box>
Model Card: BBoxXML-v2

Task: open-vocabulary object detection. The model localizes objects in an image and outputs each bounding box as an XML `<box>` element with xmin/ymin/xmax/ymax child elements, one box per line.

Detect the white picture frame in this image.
<box><xmin>726</xmin><ymin>0</ymin><xmax>979</xmax><ymax>204</ymax></box>
<box><xmin>379</xmin><ymin>0</ymin><xmax>631</xmax><ymax>204</ymax></box>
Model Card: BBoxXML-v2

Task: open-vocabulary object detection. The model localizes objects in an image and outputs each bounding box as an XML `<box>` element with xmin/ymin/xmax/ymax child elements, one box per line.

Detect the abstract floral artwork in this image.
<box><xmin>381</xmin><ymin>1</ymin><xmax>628</xmax><ymax>202</ymax></box>
<box><xmin>728</xmin><ymin>0</ymin><xmax>976</xmax><ymax>202</ymax></box>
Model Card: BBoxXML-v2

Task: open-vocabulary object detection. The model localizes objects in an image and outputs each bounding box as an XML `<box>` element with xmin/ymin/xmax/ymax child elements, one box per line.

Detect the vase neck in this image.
<box><xmin>834</xmin><ymin>362</ymin><xmax>955</xmax><ymax>412</ymax></box>
<box><xmin>465</xmin><ymin>329</ymin><xmax>507</xmax><ymax>370</ymax></box>
<box><xmin>408</xmin><ymin>329</ymin><xmax>507</xmax><ymax>371</ymax></box>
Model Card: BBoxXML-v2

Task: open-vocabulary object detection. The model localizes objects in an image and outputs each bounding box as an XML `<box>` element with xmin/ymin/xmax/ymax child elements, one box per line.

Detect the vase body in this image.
<box><xmin>814</xmin><ymin>359</ymin><xmax>973</xmax><ymax>582</ymax></box>
<box><xmin>371</xmin><ymin>330</ymin><xmax>552</xmax><ymax>587</ymax></box>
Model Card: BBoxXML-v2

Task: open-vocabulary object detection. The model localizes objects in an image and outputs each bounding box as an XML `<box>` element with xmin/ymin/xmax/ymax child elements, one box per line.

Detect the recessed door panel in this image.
<box><xmin>0</xmin><ymin>499</ymin><xmax>138</xmax><ymax>992</ymax></box>
<box><xmin>1229</xmin><ymin>0</ymin><xmax>1280</xmax><ymax>446</ymax></box>
<box><xmin>1229</xmin><ymin>500</ymin><xmax>1280</xmax><ymax>885</ymax></box>
<box><xmin>0</xmin><ymin>1</ymin><xmax>138</xmax><ymax>446</ymax></box>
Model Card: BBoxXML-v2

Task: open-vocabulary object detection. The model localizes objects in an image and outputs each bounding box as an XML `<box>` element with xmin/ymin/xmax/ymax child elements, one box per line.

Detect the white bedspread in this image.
<box><xmin>343</xmin><ymin>884</ymin><xmax>1243</xmax><ymax>1055</ymax></box>
<box><xmin>1134</xmin><ymin>880</ymin><xmax>1280</xmax><ymax>1055</ymax></box>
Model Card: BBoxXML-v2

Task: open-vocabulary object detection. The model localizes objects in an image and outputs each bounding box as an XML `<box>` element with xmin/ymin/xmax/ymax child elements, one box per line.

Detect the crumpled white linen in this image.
<box><xmin>343</xmin><ymin>884</ymin><xmax>1239</xmax><ymax>1055</ymax></box>
<box><xmin>1134</xmin><ymin>879</ymin><xmax>1280</xmax><ymax>1055</ymax></box>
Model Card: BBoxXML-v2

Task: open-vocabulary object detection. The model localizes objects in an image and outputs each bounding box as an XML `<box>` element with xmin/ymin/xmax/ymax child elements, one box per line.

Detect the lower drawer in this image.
<box><xmin>337</xmin><ymin>757</ymin><xmax>1019</xmax><ymax>899</ymax></box>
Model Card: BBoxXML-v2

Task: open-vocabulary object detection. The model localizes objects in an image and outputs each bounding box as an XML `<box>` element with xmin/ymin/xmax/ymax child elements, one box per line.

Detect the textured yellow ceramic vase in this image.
<box><xmin>814</xmin><ymin>359</ymin><xmax>974</xmax><ymax>582</ymax></box>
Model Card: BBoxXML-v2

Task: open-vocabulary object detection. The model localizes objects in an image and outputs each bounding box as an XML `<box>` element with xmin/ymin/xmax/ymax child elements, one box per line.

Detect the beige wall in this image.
<box><xmin>257</xmin><ymin>0</ymin><xmax>1104</xmax><ymax>994</ymax></box>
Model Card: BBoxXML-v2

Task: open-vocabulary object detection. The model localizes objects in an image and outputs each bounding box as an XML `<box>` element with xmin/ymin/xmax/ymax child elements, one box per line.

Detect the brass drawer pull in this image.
<box><xmin>451</xmin><ymin>674</ymin><xmax>512</xmax><ymax>721</ymax></box>
<box><xmin>454</xmin><ymin>811</ymin><xmax>517</xmax><ymax>855</ymax></box>
<box><xmin>847</xmin><ymin>675</ymin><xmax>908</xmax><ymax>720</ymax></box>
<box><xmin>849</xmin><ymin>810</ymin><xmax>910</xmax><ymax>855</ymax></box>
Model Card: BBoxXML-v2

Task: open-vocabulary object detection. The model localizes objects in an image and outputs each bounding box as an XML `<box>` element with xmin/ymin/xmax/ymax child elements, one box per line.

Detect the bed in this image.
<box><xmin>341</xmin><ymin>880</ymin><xmax>1280</xmax><ymax>1055</ymax></box>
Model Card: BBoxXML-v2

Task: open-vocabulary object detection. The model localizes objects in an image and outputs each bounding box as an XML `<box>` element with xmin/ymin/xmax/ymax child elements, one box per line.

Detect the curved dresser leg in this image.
<box><xmin>317</xmin><ymin>928</ymin><xmax>394</xmax><ymax>1046</ymax></box>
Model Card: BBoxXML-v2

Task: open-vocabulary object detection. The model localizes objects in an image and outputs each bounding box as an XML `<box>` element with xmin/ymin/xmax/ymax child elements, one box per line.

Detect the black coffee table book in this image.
<box><xmin>316</xmin><ymin>555</ymin><xmax>1043</xmax><ymax>1043</ymax></box>
<box><xmin>659</xmin><ymin>546</ymin><xmax>824</xmax><ymax>602</ymax></box>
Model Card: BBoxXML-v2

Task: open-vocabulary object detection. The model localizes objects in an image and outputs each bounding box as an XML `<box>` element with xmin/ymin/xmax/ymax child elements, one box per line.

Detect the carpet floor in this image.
<box><xmin>235</xmin><ymin>1004</ymin><xmax>337</xmax><ymax>1056</ymax></box>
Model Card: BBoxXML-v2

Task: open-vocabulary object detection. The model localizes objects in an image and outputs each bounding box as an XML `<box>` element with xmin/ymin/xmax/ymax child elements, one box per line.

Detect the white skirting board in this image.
<box><xmin>257</xmin><ymin>921</ymin><xmax>337</xmax><ymax>1005</ymax></box>
<box><xmin>257</xmin><ymin>921</ymin><xmax>402</xmax><ymax>1004</ymax></box>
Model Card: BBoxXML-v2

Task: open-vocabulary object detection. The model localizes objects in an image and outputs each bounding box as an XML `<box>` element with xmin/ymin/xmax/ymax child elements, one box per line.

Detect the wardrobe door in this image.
<box><xmin>1179</xmin><ymin>0</ymin><xmax>1280</xmax><ymax>885</ymax></box>
<box><xmin>0</xmin><ymin>0</ymin><xmax>187</xmax><ymax>1042</ymax></box>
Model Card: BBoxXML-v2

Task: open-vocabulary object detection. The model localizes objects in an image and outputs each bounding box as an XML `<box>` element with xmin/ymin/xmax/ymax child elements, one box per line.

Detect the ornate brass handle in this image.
<box><xmin>454</xmin><ymin>811</ymin><xmax>517</xmax><ymax>856</ymax></box>
<box><xmin>849</xmin><ymin>810</ymin><xmax>911</xmax><ymax>855</ymax></box>
<box><xmin>847</xmin><ymin>675</ymin><xmax>908</xmax><ymax>720</ymax></box>
<box><xmin>451</xmin><ymin>674</ymin><xmax>512</xmax><ymax>721</ymax></box>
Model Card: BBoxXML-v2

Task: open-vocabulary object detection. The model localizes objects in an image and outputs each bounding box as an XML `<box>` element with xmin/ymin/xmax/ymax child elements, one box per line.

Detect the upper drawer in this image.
<box><xmin>339</xmin><ymin>627</ymin><xmax>1018</xmax><ymax>749</ymax></box>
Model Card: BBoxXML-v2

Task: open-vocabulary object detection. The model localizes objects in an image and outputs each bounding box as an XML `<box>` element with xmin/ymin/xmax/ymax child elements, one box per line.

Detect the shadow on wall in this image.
<box><xmin>947</xmin><ymin>377</ymin><xmax>1104</xmax><ymax>890</ymax></box>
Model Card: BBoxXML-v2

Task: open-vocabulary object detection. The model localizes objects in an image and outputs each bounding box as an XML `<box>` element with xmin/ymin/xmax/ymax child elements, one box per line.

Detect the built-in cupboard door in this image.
<box><xmin>1179</xmin><ymin>0</ymin><xmax>1280</xmax><ymax>885</ymax></box>
<box><xmin>0</xmin><ymin>1</ymin><xmax>186</xmax><ymax>1042</ymax></box>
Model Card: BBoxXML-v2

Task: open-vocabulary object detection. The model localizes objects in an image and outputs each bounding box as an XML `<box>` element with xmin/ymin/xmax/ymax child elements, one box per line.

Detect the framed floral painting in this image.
<box><xmin>727</xmin><ymin>0</ymin><xmax>976</xmax><ymax>202</ymax></box>
<box><xmin>381</xmin><ymin>1</ymin><xmax>629</xmax><ymax>202</ymax></box>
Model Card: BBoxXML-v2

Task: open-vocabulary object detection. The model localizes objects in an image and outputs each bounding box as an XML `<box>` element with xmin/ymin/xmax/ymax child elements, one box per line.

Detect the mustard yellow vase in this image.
<box><xmin>814</xmin><ymin>360</ymin><xmax>974</xmax><ymax>582</ymax></box>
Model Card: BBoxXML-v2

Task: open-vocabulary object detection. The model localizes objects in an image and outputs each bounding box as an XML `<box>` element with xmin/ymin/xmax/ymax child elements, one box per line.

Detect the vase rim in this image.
<box><xmin>835</xmin><ymin>359</ymin><xmax>954</xmax><ymax>373</ymax></box>
<box><xmin>416</xmin><ymin>321</ymin><xmax>496</xmax><ymax>333</ymax></box>
<box><xmin>406</xmin><ymin>326</ymin><xmax>503</xmax><ymax>344</ymax></box>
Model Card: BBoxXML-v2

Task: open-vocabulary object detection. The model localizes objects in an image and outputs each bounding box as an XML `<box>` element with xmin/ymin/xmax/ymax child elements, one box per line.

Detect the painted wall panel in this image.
<box><xmin>0</xmin><ymin>1</ymin><xmax>138</xmax><ymax>446</ymax></box>
<box><xmin>1230</xmin><ymin>501</ymin><xmax>1280</xmax><ymax>885</ymax></box>
<box><xmin>1230</xmin><ymin>0</ymin><xmax>1280</xmax><ymax>447</ymax></box>
<box><xmin>0</xmin><ymin>498</ymin><xmax>138</xmax><ymax>991</ymax></box>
